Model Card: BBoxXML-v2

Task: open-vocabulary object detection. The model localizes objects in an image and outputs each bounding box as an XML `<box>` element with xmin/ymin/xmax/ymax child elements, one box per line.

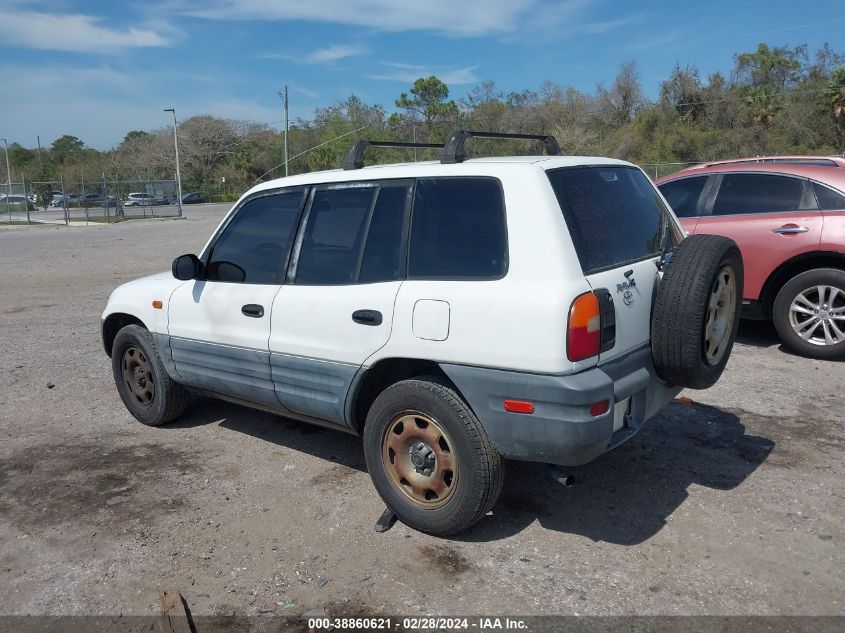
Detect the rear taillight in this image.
<box><xmin>567</xmin><ymin>292</ymin><xmax>601</xmax><ymax>361</ymax></box>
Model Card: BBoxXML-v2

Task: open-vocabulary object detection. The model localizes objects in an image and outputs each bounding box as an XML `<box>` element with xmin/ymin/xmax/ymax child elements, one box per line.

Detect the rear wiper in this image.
<box><xmin>656</xmin><ymin>210</ymin><xmax>674</xmax><ymax>271</ymax></box>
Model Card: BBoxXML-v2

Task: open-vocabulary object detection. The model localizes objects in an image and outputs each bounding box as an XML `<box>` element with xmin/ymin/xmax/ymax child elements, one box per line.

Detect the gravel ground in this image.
<box><xmin>0</xmin><ymin>207</ymin><xmax>843</xmax><ymax>618</ymax></box>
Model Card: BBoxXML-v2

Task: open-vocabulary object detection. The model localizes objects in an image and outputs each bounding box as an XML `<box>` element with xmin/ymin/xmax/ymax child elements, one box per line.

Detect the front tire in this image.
<box><xmin>363</xmin><ymin>378</ymin><xmax>504</xmax><ymax>536</ymax></box>
<box><xmin>111</xmin><ymin>324</ymin><xmax>188</xmax><ymax>426</ymax></box>
<box><xmin>773</xmin><ymin>268</ymin><xmax>845</xmax><ymax>359</ymax></box>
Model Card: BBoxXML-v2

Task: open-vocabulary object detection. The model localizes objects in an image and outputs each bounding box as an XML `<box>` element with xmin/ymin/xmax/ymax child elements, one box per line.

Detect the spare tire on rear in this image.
<box><xmin>651</xmin><ymin>234</ymin><xmax>743</xmax><ymax>389</ymax></box>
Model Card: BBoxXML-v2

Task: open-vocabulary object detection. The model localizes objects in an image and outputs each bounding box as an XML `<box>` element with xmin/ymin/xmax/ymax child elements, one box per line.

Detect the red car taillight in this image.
<box><xmin>567</xmin><ymin>292</ymin><xmax>601</xmax><ymax>361</ymax></box>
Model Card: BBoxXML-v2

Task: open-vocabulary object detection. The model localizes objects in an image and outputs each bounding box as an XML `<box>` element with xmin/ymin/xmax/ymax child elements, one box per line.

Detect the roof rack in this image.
<box><xmin>441</xmin><ymin>130</ymin><xmax>562</xmax><ymax>164</ymax></box>
<box><xmin>343</xmin><ymin>140</ymin><xmax>443</xmax><ymax>170</ymax></box>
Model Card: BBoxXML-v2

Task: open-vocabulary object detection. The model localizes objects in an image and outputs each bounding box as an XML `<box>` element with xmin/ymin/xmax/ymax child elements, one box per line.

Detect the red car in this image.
<box><xmin>656</xmin><ymin>157</ymin><xmax>845</xmax><ymax>359</ymax></box>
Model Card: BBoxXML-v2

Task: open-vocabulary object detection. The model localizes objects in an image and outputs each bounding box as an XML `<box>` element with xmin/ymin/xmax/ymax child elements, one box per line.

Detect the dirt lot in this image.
<box><xmin>0</xmin><ymin>207</ymin><xmax>843</xmax><ymax>618</ymax></box>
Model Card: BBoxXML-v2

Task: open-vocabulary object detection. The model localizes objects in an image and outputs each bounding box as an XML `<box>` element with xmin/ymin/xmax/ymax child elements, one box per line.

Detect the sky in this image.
<box><xmin>1</xmin><ymin>0</ymin><xmax>844</xmax><ymax>150</ymax></box>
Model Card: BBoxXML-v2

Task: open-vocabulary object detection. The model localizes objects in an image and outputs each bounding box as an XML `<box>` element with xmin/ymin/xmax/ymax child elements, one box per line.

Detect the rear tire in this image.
<box><xmin>111</xmin><ymin>324</ymin><xmax>188</xmax><ymax>426</ymax></box>
<box><xmin>651</xmin><ymin>234</ymin><xmax>744</xmax><ymax>389</ymax></box>
<box><xmin>363</xmin><ymin>378</ymin><xmax>504</xmax><ymax>536</ymax></box>
<box><xmin>772</xmin><ymin>268</ymin><xmax>845</xmax><ymax>359</ymax></box>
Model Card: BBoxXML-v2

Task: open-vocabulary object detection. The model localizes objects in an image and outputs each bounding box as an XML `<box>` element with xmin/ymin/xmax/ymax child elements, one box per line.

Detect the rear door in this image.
<box><xmin>693</xmin><ymin>173</ymin><xmax>822</xmax><ymax>300</ymax></box>
<box><xmin>268</xmin><ymin>180</ymin><xmax>411</xmax><ymax>426</ymax></box>
<box><xmin>547</xmin><ymin>165</ymin><xmax>681</xmax><ymax>361</ymax></box>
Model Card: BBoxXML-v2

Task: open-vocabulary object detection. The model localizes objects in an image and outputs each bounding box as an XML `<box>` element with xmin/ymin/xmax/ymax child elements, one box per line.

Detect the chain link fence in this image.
<box><xmin>1</xmin><ymin>176</ymin><xmax>183</xmax><ymax>225</ymax></box>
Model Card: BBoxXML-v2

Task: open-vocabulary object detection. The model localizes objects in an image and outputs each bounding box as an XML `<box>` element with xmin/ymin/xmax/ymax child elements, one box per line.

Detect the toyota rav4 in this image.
<box><xmin>102</xmin><ymin>131</ymin><xmax>743</xmax><ymax>535</ymax></box>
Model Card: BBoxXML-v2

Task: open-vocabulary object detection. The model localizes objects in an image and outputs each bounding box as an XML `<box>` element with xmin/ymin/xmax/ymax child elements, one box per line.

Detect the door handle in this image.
<box><xmin>772</xmin><ymin>225</ymin><xmax>809</xmax><ymax>234</ymax></box>
<box><xmin>241</xmin><ymin>304</ymin><xmax>264</xmax><ymax>318</ymax></box>
<box><xmin>352</xmin><ymin>309</ymin><xmax>383</xmax><ymax>326</ymax></box>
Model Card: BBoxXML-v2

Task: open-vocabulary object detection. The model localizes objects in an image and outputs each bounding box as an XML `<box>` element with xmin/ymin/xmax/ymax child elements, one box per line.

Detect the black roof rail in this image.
<box><xmin>441</xmin><ymin>130</ymin><xmax>562</xmax><ymax>164</ymax></box>
<box><xmin>343</xmin><ymin>139</ymin><xmax>443</xmax><ymax>170</ymax></box>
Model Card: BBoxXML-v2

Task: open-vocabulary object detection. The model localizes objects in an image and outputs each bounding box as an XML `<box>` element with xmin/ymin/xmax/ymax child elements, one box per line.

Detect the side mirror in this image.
<box><xmin>172</xmin><ymin>254</ymin><xmax>203</xmax><ymax>280</ymax></box>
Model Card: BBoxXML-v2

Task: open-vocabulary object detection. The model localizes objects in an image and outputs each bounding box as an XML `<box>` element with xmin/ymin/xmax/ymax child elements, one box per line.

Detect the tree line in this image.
<box><xmin>5</xmin><ymin>42</ymin><xmax>845</xmax><ymax>195</ymax></box>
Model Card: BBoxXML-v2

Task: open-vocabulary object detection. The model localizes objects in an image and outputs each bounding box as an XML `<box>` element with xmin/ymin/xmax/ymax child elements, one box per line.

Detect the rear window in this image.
<box><xmin>547</xmin><ymin>166</ymin><xmax>668</xmax><ymax>275</ymax></box>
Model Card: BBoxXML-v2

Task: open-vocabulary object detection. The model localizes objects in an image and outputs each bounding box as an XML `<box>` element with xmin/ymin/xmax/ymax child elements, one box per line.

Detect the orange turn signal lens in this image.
<box><xmin>567</xmin><ymin>291</ymin><xmax>601</xmax><ymax>361</ymax></box>
<box><xmin>152</xmin><ymin>300</ymin><xmax>163</xmax><ymax>309</ymax></box>
<box><xmin>503</xmin><ymin>400</ymin><xmax>535</xmax><ymax>414</ymax></box>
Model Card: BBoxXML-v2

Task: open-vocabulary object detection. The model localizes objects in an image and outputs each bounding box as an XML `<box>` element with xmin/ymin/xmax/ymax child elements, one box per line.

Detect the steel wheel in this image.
<box><xmin>704</xmin><ymin>265</ymin><xmax>737</xmax><ymax>365</ymax></box>
<box><xmin>121</xmin><ymin>346</ymin><xmax>155</xmax><ymax>408</ymax></box>
<box><xmin>381</xmin><ymin>411</ymin><xmax>457</xmax><ymax>509</ymax></box>
<box><xmin>788</xmin><ymin>284</ymin><xmax>845</xmax><ymax>347</ymax></box>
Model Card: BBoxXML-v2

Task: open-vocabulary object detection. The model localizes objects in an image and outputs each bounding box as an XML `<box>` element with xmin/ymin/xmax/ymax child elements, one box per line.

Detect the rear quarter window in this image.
<box><xmin>408</xmin><ymin>178</ymin><xmax>507</xmax><ymax>279</ymax></box>
<box><xmin>813</xmin><ymin>182</ymin><xmax>845</xmax><ymax>210</ymax></box>
<box><xmin>546</xmin><ymin>166</ymin><xmax>668</xmax><ymax>275</ymax></box>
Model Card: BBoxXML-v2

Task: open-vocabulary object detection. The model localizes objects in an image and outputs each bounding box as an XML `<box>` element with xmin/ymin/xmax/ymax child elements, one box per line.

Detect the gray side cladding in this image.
<box><xmin>168</xmin><ymin>336</ymin><xmax>280</xmax><ymax>408</ymax></box>
<box><xmin>270</xmin><ymin>354</ymin><xmax>358</xmax><ymax>426</ymax></box>
<box><xmin>157</xmin><ymin>334</ymin><xmax>357</xmax><ymax>427</ymax></box>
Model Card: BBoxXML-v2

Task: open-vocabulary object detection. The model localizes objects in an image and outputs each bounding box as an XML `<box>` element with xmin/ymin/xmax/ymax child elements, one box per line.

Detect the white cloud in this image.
<box><xmin>306</xmin><ymin>43</ymin><xmax>368</xmax><ymax>63</ymax></box>
<box><xmin>175</xmin><ymin>0</ymin><xmax>544</xmax><ymax>37</ymax></box>
<box><xmin>370</xmin><ymin>63</ymin><xmax>480</xmax><ymax>85</ymax></box>
<box><xmin>260</xmin><ymin>43</ymin><xmax>368</xmax><ymax>65</ymax></box>
<box><xmin>0</xmin><ymin>7</ymin><xmax>173</xmax><ymax>53</ymax></box>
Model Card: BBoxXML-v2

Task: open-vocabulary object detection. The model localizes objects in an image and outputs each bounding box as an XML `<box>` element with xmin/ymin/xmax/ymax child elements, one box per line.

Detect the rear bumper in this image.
<box><xmin>441</xmin><ymin>345</ymin><xmax>681</xmax><ymax>467</ymax></box>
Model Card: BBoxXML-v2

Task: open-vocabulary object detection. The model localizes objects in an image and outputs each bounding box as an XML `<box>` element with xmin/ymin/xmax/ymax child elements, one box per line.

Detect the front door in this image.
<box><xmin>269</xmin><ymin>181</ymin><xmax>412</xmax><ymax>425</ymax></box>
<box><xmin>167</xmin><ymin>188</ymin><xmax>307</xmax><ymax>406</ymax></box>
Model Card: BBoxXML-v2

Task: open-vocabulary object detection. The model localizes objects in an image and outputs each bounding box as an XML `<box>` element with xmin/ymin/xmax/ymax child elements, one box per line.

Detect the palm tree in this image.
<box><xmin>823</xmin><ymin>68</ymin><xmax>845</xmax><ymax>122</ymax></box>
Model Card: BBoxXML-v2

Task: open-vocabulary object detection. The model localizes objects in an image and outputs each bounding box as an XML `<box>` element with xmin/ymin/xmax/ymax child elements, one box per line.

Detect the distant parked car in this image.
<box><xmin>181</xmin><ymin>192</ymin><xmax>207</xmax><ymax>204</ymax></box>
<box><xmin>657</xmin><ymin>156</ymin><xmax>845</xmax><ymax>359</ymax></box>
<box><xmin>0</xmin><ymin>194</ymin><xmax>36</xmax><ymax>211</ymax></box>
<box><xmin>124</xmin><ymin>193</ymin><xmax>157</xmax><ymax>207</ymax></box>
<box><xmin>51</xmin><ymin>194</ymin><xmax>80</xmax><ymax>207</ymax></box>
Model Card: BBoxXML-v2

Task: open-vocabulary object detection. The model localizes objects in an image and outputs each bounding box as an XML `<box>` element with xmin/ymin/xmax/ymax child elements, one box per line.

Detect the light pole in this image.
<box><xmin>279</xmin><ymin>85</ymin><xmax>289</xmax><ymax>177</ymax></box>
<box><xmin>163</xmin><ymin>109</ymin><xmax>183</xmax><ymax>217</ymax></box>
<box><xmin>1</xmin><ymin>138</ymin><xmax>11</xmax><ymax>220</ymax></box>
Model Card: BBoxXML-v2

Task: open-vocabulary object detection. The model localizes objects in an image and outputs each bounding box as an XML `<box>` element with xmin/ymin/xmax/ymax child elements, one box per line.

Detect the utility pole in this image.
<box><xmin>279</xmin><ymin>85</ymin><xmax>289</xmax><ymax>177</ymax></box>
<box><xmin>163</xmin><ymin>109</ymin><xmax>183</xmax><ymax>217</ymax></box>
<box><xmin>2</xmin><ymin>138</ymin><xmax>10</xmax><ymax>220</ymax></box>
<box><xmin>37</xmin><ymin>135</ymin><xmax>42</xmax><ymax>165</ymax></box>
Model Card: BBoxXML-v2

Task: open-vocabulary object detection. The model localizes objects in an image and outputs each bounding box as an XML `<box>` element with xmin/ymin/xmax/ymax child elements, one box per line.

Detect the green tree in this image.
<box><xmin>734</xmin><ymin>43</ymin><xmax>805</xmax><ymax>125</ymax></box>
<box><xmin>51</xmin><ymin>135</ymin><xmax>85</xmax><ymax>163</ymax></box>
<box><xmin>395</xmin><ymin>76</ymin><xmax>459</xmax><ymax>135</ymax></box>
<box><xmin>823</xmin><ymin>67</ymin><xmax>845</xmax><ymax>121</ymax></box>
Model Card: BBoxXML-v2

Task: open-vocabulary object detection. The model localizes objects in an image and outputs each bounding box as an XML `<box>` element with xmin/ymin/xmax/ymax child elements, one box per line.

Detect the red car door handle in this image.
<box><xmin>772</xmin><ymin>225</ymin><xmax>809</xmax><ymax>234</ymax></box>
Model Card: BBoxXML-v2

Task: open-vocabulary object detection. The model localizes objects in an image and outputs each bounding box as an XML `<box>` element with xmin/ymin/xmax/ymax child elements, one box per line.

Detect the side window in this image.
<box><xmin>813</xmin><ymin>182</ymin><xmax>845</xmax><ymax>210</ymax></box>
<box><xmin>206</xmin><ymin>191</ymin><xmax>304</xmax><ymax>284</ymax></box>
<box><xmin>712</xmin><ymin>174</ymin><xmax>812</xmax><ymax>215</ymax></box>
<box><xmin>409</xmin><ymin>178</ymin><xmax>507</xmax><ymax>278</ymax></box>
<box><xmin>296</xmin><ymin>183</ymin><xmax>410</xmax><ymax>285</ymax></box>
<box><xmin>657</xmin><ymin>176</ymin><xmax>708</xmax><ymax>218</ymax></box>
<box><xmin>359</xmin><ymin>185</ymin><xmax>409</xmax><ymax>283</ymax></box>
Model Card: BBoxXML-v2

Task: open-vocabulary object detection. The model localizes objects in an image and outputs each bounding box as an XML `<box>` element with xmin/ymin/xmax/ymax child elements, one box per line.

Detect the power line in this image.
<box><xmin>251</xmin><ymin>124</ymin><xmax>370</xmax><ymax>185</ymax></box>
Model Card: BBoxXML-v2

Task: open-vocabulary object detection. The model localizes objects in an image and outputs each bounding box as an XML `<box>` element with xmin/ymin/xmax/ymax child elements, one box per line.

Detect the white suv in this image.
<box><xmin>124</xmin><ymin>192</ymin><xmax>157</xmax><ymax>206</ymax></box>
<box><xmin>102</xmin><ymin>131</ymin><xmax>743</xmax><ymax>535</ymax></box>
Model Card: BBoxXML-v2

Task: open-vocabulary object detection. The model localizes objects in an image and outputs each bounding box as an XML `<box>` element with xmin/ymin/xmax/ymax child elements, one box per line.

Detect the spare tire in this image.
<box><xmin>651</xmin><ymin>234</ymin><xmax>743</xmax><ymax>389</ymax></box>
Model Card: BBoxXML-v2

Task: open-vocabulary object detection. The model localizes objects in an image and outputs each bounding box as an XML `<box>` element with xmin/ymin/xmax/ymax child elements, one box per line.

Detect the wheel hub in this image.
<box><xmin>381</xmin><ymin>412</ymin><xmax>458</xmax><ymax>509</ymax></box>
<box><xmin>121</xmin><ymin>346</ymin><xmax>155</xmax><ymax>407</ymax></box>
<box><xmin>789</xmin><ymin>285</ymin><xmax>845</xmax><ymax>346</ymax></box>
<box><xmin>704</xmin><ymin>266</ymin><xmax>737</xmax><ymax>365</ymax></box>
<box><xmin>409</xmin><ymin>441</ymin><xmax>435</xmax><ymax>476</ymax></box>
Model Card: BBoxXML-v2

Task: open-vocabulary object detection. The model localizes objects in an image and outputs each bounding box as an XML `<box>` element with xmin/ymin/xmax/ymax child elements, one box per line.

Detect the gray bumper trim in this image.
<box><xmin>441</xmin><ymin>345</ymin><xmax>680</xmax><ymax>467</ymax></box>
